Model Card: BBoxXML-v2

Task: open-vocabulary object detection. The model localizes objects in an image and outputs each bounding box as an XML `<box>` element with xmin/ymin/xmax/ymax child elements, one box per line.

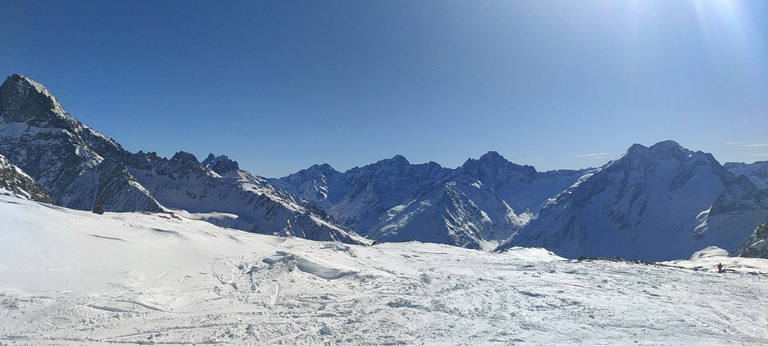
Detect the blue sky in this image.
<box><xmin>2</xmin><ymin>0</ymin><xmax>767</xmax><ymax>178</ymax></box>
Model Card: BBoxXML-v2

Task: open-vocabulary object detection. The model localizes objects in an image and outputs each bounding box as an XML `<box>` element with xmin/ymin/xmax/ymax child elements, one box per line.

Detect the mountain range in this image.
<box><xmin>1</xmin><ymin>74</ymin><xmax>766</xmax><ymax>260</ymax></box>
<box><xmin>268</xmin><ymin>152</ymin><xmax>588</xmax><ymax>250</ymax></box>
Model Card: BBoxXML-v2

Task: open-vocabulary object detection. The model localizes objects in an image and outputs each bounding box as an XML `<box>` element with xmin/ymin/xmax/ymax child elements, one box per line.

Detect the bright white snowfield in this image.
<box><xmin>1</xmin><ymin>196</ymin><xmax>767</xmax><ymax>345</ymax></box>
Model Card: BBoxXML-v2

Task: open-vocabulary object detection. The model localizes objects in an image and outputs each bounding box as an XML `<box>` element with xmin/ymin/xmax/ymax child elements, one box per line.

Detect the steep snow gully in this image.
<box><xmin>1</xmin><ymin>196</ymin><xmax>767</xmax><ymax>345</ymax></box>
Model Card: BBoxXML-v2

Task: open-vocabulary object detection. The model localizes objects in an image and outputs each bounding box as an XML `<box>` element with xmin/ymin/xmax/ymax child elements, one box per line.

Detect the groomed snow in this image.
<box><xmin>1</xmin><ymin>195</ymin><xmax>767</xmax><ymax>344</ymax></box>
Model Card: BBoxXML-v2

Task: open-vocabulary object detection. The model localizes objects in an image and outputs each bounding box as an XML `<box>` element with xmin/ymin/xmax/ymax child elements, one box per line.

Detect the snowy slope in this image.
<box><xmin>499</xmin><ymin>141</ymin><xmax>766</xmax><ymax>261</ymax></box>
<box><xmin>2</xmin><ymin>195</ymin><xmax>768</xmax><ymax>345</ymax></box>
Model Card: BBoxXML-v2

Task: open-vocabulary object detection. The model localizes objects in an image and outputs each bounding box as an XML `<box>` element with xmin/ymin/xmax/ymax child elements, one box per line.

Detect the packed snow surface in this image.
<box><xmin>1</xmin><ymin>196</ymin><xmax>767</xmax><ymax>345</ymax></box>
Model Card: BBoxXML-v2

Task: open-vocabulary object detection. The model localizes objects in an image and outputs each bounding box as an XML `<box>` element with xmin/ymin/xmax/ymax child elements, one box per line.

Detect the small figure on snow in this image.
<box><xmin>717</xmin><ymin>263</ymin><xmax>723</xmax><ymax>273</ymax></box>
<box><xmin>92</xmin><ymin>203</ymin><xmax>104</xmax><ymax>215</ymax></box>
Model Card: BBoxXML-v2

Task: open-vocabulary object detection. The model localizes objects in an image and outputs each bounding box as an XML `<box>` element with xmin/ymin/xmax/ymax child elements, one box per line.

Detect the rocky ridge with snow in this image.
<box><xmin>0</xmin><ymin>74</ymin><xmax>363</xmax><ymax>244</ymax></box>
<box><xmin>0</xmin><ymin>153</ymin><xmax>52</xmax><ymax>203</ymax></box>
<box><xmin>0</xmin><ymin>74</ymin><xmax>162</xmax><ymax>212</ymax></box>
<box><xmin>270</xmin><ymin>152</ymin><xmax>588</xmax><ymax>250</ymax></box>
<box><xmin>725</xmin><ymin>160</ymin><xmax>768</xmax><ymax>190</ymax></box>
<box><xmin>497</xmin><ymin>141</ymin><xmax>768</xmax><ymax>261</ymax></box>
<box><xmin>739</xmin><ymin>221</ymin><xmax>768</xmax><ymax>259</ymax></box>
<box><xmin>125</xmin><ymin>150</ymin><xmax>364</xmax><ymax>244</ymax></box>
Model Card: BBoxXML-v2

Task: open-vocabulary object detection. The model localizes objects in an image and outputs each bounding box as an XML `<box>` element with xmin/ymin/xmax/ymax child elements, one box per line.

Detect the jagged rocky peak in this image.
<box><xmin>0</xmin><ymin>74</ymin><xmax>72</xmax><ymax>127</ymax></box>
<box><xmin>273</xmin><ymin>163</ymin><xmax>341</xmax><ymax>191</ymax></box>
<box><xmin>0</xmin><ymin>74</ymin><xmax>159</xmax><ymax>211</ymax></box>
<box><xmin>170</xmin><ymin>151</ymin><xmax>200</xmax><ymax>167</ymax></box>
<box><xmin>1</xmin><ymin>75</ymin><xmax>123</xmax><ymax>154</ymax></box>
<box><xmin>478</xmin><ymin>150</ymin><xmax>505</xmax><ymax>162</ymax></box>
<box><xmin>349</xmin><ymin>154</ymin><xmax>426</xmax><ymax>182</ymax></box>
<box><xmin>375</xmin><ymin>154</ymin><xmax>410</xmax><ymax>168</ymax></box>
<box><xmin>609</xmin><ymin>140</ymin><xmax>702</xmax><ymax>172</ymax></box>
<box><xmin>461</xmin><ymin>151</ymin><xmax>538</xmax><ymax>185</ymax></box>
<box><xmin>127</xmin><ymin>151</ymin><xmax>162</xmax><ymax>170</ymax></box>
<box><xmin>305</xmin><ymin>163</ymin><xmax>337</xmax><ymax>176</ymax></box>
<box><xmin>161</xmin><ymin>151</ymin><xmax>207</xmax><ymax>179</ymax></box>
<box><xmin>620</xmin><ymin>142</ymin><xmax>656</xmax><ymax>159</ymax></box>
<box><xmin>649</xmin><ymin>140</ymin><xmax>698</xmax><ymax>163</ymax></box>
<box><xmin>463</xmin><ymin>151</ymin><xmax>532</xmax><ymax>170</ymax></box>
<box><xmin>202</xmin><ymin>153</ymin><xmax>239</xmax><ymax>175</ymax></box>
<box><xmin>627</xmin><ymin>140</ymin><xmax>685</xmax><ymax>156</ymax></box>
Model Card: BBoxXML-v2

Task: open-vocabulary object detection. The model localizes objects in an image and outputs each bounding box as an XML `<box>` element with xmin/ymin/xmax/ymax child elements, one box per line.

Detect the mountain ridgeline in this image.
<box><xmin>268</xmin><ymin>152</ymin><xmax>588</xmax><ymax>250</ymax></box>
<box><xmin>0</xmin><ymin>74</ymin><xmax>363</xmax><ymax>245</ymax></box>
<box><xmin>1</xmin><ymin>74</ymin><xmax>766</xmax><ymax>260</ymax></box>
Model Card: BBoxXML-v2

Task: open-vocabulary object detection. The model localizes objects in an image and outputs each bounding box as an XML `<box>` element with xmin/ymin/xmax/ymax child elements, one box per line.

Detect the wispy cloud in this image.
<box><xmin>571</xmin><ymin>153</ymin><xmax>612</xmax><ymax>159</ymax></box>
<box><xmin>742</xmin><ymin>143</ymin><xmax>768</xmax><ymax>147</ymax></box>
<box><xmin>432</xmin><ymin>64</ymin><xmax>445</xmax><ymax>70</ymax></box>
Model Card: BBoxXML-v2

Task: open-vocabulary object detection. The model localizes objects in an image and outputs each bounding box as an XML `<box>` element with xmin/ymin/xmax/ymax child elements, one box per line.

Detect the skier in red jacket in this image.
<box><xmin>717</xmin><ymin>263</ymin><xmax>723</xmax><ymax>273</ymax></box>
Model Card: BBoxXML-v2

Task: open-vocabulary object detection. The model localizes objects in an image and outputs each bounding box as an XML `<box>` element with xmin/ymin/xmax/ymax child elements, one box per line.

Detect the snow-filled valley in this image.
<box><xmin>2</xmin><ymin>195</ymin><xmax>767</xmax><ymax>345</ymax></box>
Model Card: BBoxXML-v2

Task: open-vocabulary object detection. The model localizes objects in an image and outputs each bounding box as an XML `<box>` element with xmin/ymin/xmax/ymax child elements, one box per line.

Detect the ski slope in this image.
<box><xmin>1</xmin><ymin>195</ymin><xmax>767</xmax><ymax>345</ymax></box>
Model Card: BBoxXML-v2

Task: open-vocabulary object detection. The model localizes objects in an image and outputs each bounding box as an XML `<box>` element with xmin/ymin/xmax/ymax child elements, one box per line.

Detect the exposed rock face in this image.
<box><xmin>0</xmin><ymin>153</ymin><xmax>53</xmax><ymax>203</ymax></box>
<box><xmin>739</xmin><ymin>221</ymin><xmax>768</xmax><ymax>259</ymax></box>
<box><xmin>0</xmin><ymin>74</ymin><xmax>162</xmax><ymax>212</ymax></box>
<box><xmin>0</xmin><ymin>74</ymin><xmax>364</xmax><ymax>244</ymax></box>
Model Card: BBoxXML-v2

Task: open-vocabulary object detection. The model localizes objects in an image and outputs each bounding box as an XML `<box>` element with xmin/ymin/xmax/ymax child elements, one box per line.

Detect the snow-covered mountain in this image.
<box><xmin>725</xmin><ymin>160</ymin><xmax>768</xmax><ymax>189</ymax></box>
<box><xmin>498</xmin><ymin>141</ymin><xmax>768</xmax><ymax>261</ymax></box>
<box><xmin>271</xmin><ymin>152</ymin><xmax>588</xmax><ymax>250</ymax></box>
<box><xmin>0</xmin><ymin>74</ymin><xmax>362</xmax><ymax>244</ymax></box>
<box><xmin>126</xmin><ymin>151</ymin><xmax>365</xmax><ymax>244</ymax></box>
<box><xmin>0</xmin><ymin>74</ymin><xmax>162</xmax><ymax>212</ymax></box>
<box><xmin>0</xmin><ymin>153</ymin><xmax>52</xmax><ymax>203</ymax></box>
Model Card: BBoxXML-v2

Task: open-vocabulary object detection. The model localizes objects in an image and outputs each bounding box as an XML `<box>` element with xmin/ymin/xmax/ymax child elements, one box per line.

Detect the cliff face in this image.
<box><xmin>0</xmin><ymin>153</ymin><xmax>53</xmax><ymax>203</ymax></box>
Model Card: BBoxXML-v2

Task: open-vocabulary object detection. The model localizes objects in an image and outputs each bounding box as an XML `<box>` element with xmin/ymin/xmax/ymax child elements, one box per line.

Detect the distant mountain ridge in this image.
<box><xmin>496</xmin><ymin>141</ymin><xmax>768</xmax><ymax>261</ymax></box>
<box><xmin>1</xmin><ymin>74</ymin><xmax>766</xmax><ymax>259</ymax></box>
<box><xmin>270</xmin><ymin>152</ymin><xmax>590</xmax><ymax>250</ymax></box>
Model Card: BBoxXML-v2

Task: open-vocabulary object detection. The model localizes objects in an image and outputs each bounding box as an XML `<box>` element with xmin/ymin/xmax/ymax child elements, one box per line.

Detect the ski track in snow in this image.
<box><xmin>1</xmin><ymin>196</ymin><xmax>768</xmax><ymax>345</ymax></box>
